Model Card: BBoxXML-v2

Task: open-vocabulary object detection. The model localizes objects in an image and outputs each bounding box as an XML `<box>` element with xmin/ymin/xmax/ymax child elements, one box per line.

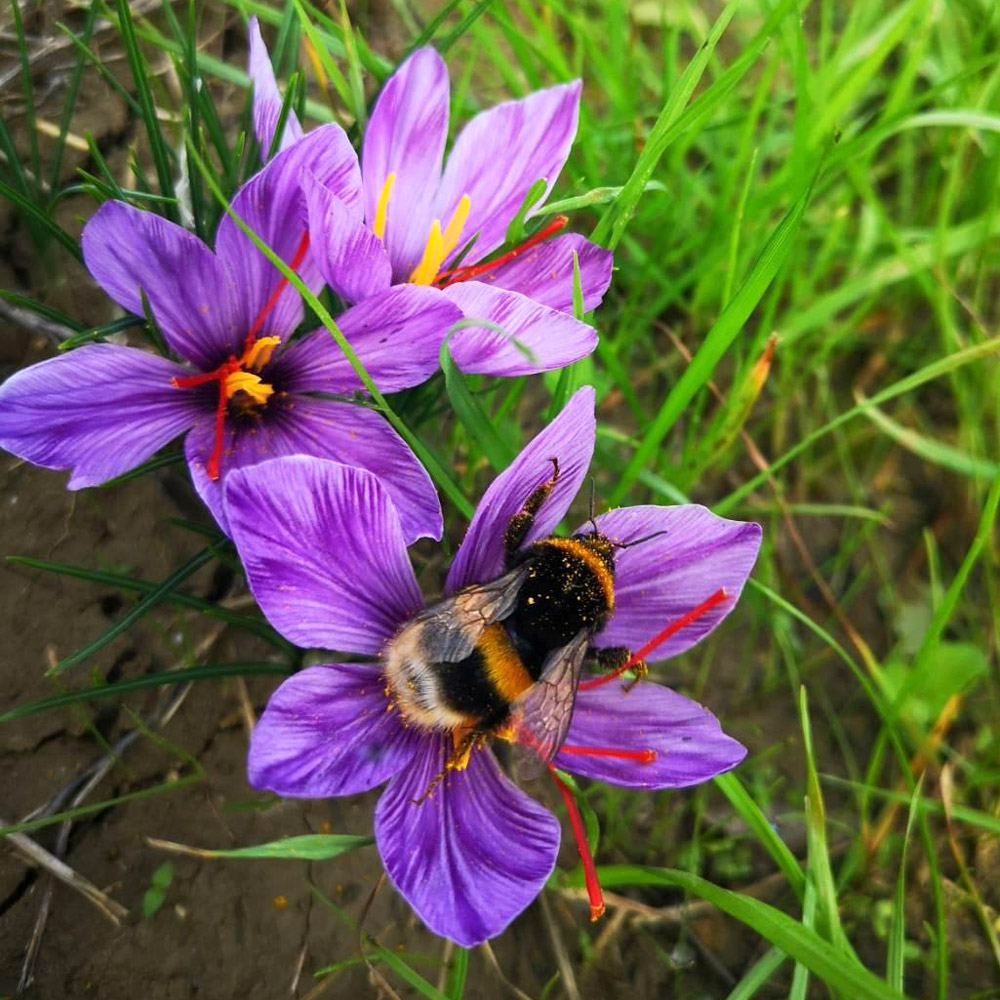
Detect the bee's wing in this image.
<box><xmin>509</xmin><ymin>629</ymin><xmax>589</xmax><ymax>764</ymax></box>
<box><xmin>409</xmin><ymin>565</ymin><xmax>529</xmax><ymax>663</ymax></box>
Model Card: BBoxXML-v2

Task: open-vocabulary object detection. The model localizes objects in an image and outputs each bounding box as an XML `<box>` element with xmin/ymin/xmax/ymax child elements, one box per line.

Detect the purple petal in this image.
<box><xmin>189</xmin><ymin>395</ymin><xmax>442</xmax><ymax>543</ymax></box>
<box><xmin>247</xmin><ymin>15</ymin><xmax>304</xmax><ymax>156</ymax></box>
<box><xmin>434</xmin><ymin>81</ymin><xmax>581</xmax><ymax>267</ymax></box>
<box><xmin>588</xmin><ymin>506</ymin><xmax>762</xmax><ymax>655</ymax></box>
<box><xmin>81</xmin><ymin>201</ymin><xmax>243</xmax><ymax>370</ymax></box>
<box><xmin>362</xmin><ymin>47</ymin><xmax>449</xmax><ymax>281</ymax></box>
<box><xmin>248</xmin><ymin>663</ymin><xmax>421</xmax><ymax>797</ymax></box>
<box><xmin>446</xmin><ymin>386</ymin><xmax>595</xmax><ymax>592</ymax></box>
<box><xmin>483</xmin><ymin>233</ymin><xmax>613</xmax><ymax>314</ymax></box>
<box><xmin>554</xmin><ymin>681</ymin><xmax>746</xmax><ymax>789</ymax></box>
<box><xmin>223</xmin><ymin>455</ymin><xmax>424</xmax><ymax>654</ymax></box>
<box><xmin>375</xmin><ymin>734</ymin><xmax>560</xmax><ymax>947</ymax></box>
<box><xmin>444</xmin><ymin>282</ymin><xmax>597</xmax><ymax>376</ymax></box>
<box><xmin>279</xmin><ymin>285</ymin><xmax>460</xmax><ymax>396</ymax></box>
<box><xmin>0</xmin><ymin>344</ymin><xmax>201</xmax><ymax>488</ymax></box>
<box><xmin>214</xmin><ymin>124</ymin><xmax>363</xmax><ymax>340</ymax></box>
<box><xmin>306</xmin><ymin>178</ymin><xmax>392</xmax><ymax>303</ymax></box>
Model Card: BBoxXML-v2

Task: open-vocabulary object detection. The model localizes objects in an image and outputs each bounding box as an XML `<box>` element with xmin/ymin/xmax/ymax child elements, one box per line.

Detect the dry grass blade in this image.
<box><xmin>3</xmin><ymin>821</ymin><xmax>129</xmax><ymax>924</ymax></box>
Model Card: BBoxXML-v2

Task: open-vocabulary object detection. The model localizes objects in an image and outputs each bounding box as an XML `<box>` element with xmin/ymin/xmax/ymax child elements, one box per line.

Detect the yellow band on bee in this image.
<box><xmin>479</xmin><ymin>623</ymin><xmax>532</xmax><ymax>702</ymax></box>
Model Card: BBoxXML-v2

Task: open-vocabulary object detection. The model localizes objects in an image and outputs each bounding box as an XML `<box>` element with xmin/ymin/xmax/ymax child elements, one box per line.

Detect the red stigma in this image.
<box><xmin>559</xmin><ymin>745</ymin><xmax>657</xmax><ymax>763</ymax></box>
<box><xmin>433</xmin><ymin>215</ymin><xmax>569</xmax><ymax>288</ymax></box>
<box><xmin>579</xmin><ymin>588</ymin><xmax>730</xmax><ymax>691</ymax></box>
<box><xmin>548</xmin><ymin>765</ymin><xmax>605</xmax><ymax>922</ymax></box>
<box><xmin>170</xmin><ymin>231</ymin><xmax>311</xmax><ymax>481</ymax></box>
<box><xmin>243</xmin><ymin>232</ymin><xmax>311</xmax><ymax>351</ymax></box>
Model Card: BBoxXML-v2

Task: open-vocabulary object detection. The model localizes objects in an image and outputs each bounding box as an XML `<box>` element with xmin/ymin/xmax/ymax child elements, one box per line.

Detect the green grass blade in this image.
<box><xmin>0</xmin><ymin>663</ymin><xmax>293</xmax><ymax>724</ymax></box>
<box><xmin>6</xmin><ymin>555</ymin><xmax>288</xmax><ymax>649</ymax></box>
<box><xmin>150</xmin><ymin>833</ymin><xmax>373</xmax><ymax>860</ymax></box>
<box><xmin>114</xmin><ymin>0</ymin><xmax>178</xmax><ymax>218</ymax></box>
<box><xmin>47</xmin><ymin>546</ymin><xmax>220</xmax><ymax>676</ymax></box>
<box><xmin>887</xmin><ymin>776</ymin><xmax>924</xmax><ymax>989</ymax></box>
<box><xmin>725</xmin><ymin>947</ymin><xmax>787</xmax><ymax>999</ymax></box>
<box><xmin>714</xmin><ymin>771</ymin><xmax>806</xmax><ymax>898</ymax></box>
<box><xmin>441</xmin><ymin>343</ymin><xmax>516</xmax><ymax>471</ymax></box>
<box><xmin>445</xmin><ymin>947</ymin><xmax>469</xmax><ymax>1000</ymax></box>
<box><xmin>576</xmin><ymin>866</ymin><xmax>912</xmax><ymax>1000</ymax></box>
<box><xmin>611</xmin><ymin>171</ymin><xmax>815</xmax><ymax>503</ymax></box>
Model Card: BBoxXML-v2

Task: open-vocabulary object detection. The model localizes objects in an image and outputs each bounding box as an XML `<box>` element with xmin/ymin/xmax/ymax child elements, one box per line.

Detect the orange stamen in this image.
<box><xmin>579</xmin><ymin>588</ymin><xmax>730</xmax><ymax>691</ymax></box>
<box><xmin>170</xmin><ymin>230</ymin><xmax>312</xmax><ymax>481</ymax></box>
<box><xmin>559</xmin><ymin>745</ymin><xmax>657</xmax><ymax>763</ymax></box>
<box><xmin>434</xmin><ymin>214</ymin><xmax>569</xmax><ymax>288</ymax></box>
<box><xmin>549</xmin><ymin>765</ymin><xmax>604</xmax><ymax>921</ymax></box>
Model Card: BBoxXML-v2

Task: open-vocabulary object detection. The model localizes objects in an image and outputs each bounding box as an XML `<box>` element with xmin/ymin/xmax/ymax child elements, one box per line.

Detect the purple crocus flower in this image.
<box><xmin>249</xmin><ymin>19</ymin><xmax>613</xmax><ymax>377</ymax></box>
<box><xmin>224</xmin><ymin>387</ymin><xmax>761</xmax><ymax>946</ymax></box>
<box><xmin>0</xmin><ymin>126</ymin><xmax>463</xmax><ymax>542</ymax></box>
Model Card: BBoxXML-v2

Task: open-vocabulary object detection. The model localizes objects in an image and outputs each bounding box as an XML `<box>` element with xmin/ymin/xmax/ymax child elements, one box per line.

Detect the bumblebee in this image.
<box><xmin>383</xmin><ymin>459</ymin><xmax>649</xmax><ymax>785</ymax></box>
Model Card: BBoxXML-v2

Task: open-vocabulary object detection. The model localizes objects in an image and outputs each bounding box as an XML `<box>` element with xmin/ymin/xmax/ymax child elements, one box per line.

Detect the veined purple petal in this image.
<box><xmin>248</xmin><ymin>663</ymin><xmax>421</xmax><ymax>798</ymax></box>
<box><xmin>434</xmin><ymin>81</ymin><xmax>581</xmax><ymax>268</ymax></box>
<box><xmin>223</xmin><ymin>456</ymin><xmax>424</xmax><ymax>654</ymax></box>
<box><xmin>279</xmin><ymin>285</ymin><xmax>460</xmax><ymax>396</ymax></box>
<box><xmin>306</xmin><ymin>179</ymin><xmax>393</xmax><ymax>303</ymax></box>
<box><xmin>375</xmin><ymin>734</ymin><xmax>560</xmax><ymax>947</ymax></box>
<box><xmin>554</xmin><ymin>681</ymin><xmax>746</xmax><ymax>789</ymax></box>
<box><xmin>214</xmin><ymin>124</ymin><xmax>363</xmax><ymax>343</ymax></box>
<box><xmin>247</xmin><ymin>15</ymin><xmax>304</xmax><ymax>156</ymax></box>
<box><xmin>446</xmin><ymin>385</ymin><xmax>596</xmax><ymax>592</ymax></box>
<box><xmin>81</xmin><ymin>201</ymin><xmax>243</xmax><ymax>370</ymax></box>
<box><xmin>0</xmin><ymin>344</ymin><xmax>201</xmax><ymax>488</ymax></box>
<box><xmin>362</xmin><ymin>47</ymin><xmax>449</xmax><ymax>281</ymax></box>
<box><xmin>483</xmin><ymin>233</ymin><xmax>613</xmax><ymax>314</ymax></box>
<box><xmin>444</xmin><ymin>281</ymin><xmax>597</xmax><ymax>377</ymax></box>
<box><xmin>189</xmin><ymin>395</ymin><xmax>442</xmax><ymax>543</ymax></box>
<box><xmin>589</xmin><ymin>506</ymin><xmax>762</xmax><ymax>655</ymax></box>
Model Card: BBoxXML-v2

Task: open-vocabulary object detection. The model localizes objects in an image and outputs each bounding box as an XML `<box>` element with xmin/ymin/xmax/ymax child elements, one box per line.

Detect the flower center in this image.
<box><xmin>409</xmin><ymin>194</ymin><xmax>471</xmax><ymax>285</ymax></box>
<box><xmin>370</xmin><ymin>172</ymin><xmax>570</xmax><ymax>288</ymax></box>
<box><xmin>433</xmin><ymin>214</ymin><xmax>569</xmax><ymax>289</ymax></box>
<box><xmin>170</xmin><ymin>232</ymin><xmax>310</xmax><ymax>481</ymax></box>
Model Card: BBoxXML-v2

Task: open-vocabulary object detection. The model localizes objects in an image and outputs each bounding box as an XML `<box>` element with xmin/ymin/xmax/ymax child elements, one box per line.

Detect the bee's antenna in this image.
<box><xmin>615</xmin><ymin>529</ymin><xmax>668</xmax><ymax>550</ymax></box>
<box><xmin>588</xmin><ymin>478</ymin><xmax>598</xmax><ymax>534</ymax></box>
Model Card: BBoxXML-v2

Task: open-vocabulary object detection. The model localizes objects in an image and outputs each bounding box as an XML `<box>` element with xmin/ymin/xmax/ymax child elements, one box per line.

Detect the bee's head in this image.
<box><xmin>575</xmin><ymin>478</ymin><xmax>667</xmax><ymax>574</ymax></box>
<box><xmin>575</xmin><ymin>529</ymin><xmax>617</xmax><ymax>575</ymax></box>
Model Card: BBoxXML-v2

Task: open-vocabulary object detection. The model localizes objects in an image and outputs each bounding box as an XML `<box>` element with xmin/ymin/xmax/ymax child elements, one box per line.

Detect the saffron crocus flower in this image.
<box><xmin>0</xmin><ymin>126</ymin><xmax>462</xmax><ymax>542</ymax></box>
<box><xmin>224</xmin><ymin>387</ymin><xmax>762</xmax><ymax>947</ymax></box>
<box><xmin>248</xmin><ymin>19</ymin><xmax>613</xmax><ymax>377</ymax></box>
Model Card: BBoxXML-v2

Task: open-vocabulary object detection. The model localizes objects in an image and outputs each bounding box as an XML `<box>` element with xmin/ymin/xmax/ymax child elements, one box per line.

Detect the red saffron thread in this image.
<box><xmin>434</xmin><ymin>215</ymin><xmax>569</xmax><ymax>288</ymax></box>
<box><xmin>243</xmin><ymin>232</ymin><xmax>311</xmax><ymax>350</ymax></box>
<box><xmin>171</xmin><ymin>231</ymin><xmax>312</xmax><ymax>481</ymax></box>
<box><xmin>558</xmin><ymin>745</ymin><xmax>657</xmax><ymax>763</ymax></box>
<box><xmin>579</xmin><ymin>588</ymin><xmax>730</xmax><ymax>691</ymax></box>
<box><xmin>548</xmin><ymin>764</ymin><xmax>604</xmax><ymax>921</ymax></box>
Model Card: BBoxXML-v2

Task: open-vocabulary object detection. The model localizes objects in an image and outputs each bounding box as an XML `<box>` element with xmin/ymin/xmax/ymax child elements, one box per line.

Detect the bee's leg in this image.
<box><xmin>503</xmin><ymin>457</ymin><xmax>560</xmax><ymax>560</ymax></box>
<box><xmin>592</xmin><ymin>645</ymin><xmax>648</xmax><ymax>692</ymax></box>
<box><xmin>410</xmin><ymin>730</ymin><xmax>483</xmax><ymax>805</ymax></box>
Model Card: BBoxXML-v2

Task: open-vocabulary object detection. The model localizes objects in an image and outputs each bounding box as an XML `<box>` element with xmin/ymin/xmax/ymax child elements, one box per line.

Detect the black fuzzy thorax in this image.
<box><xmin>505</xmin><ymin>536</ymin><xmax>615</xmax><ymax>679</ymax></box>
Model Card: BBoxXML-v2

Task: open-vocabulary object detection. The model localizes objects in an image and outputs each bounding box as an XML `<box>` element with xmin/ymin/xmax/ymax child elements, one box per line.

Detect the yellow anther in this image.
<box><xmin>372</xmin><ymin>173</ymin><xmax>396</xmax><ymax>241</ymax></box>
<box><xmin>408</xmin><ymin>193</ymin><xmax>471</xmax><ymax>285</ymax></box>
<box><xmin>441</xmin><ymin>194</ymin><xmax>470</xmax><ymax>259</ymax></box>
<box><xmin>224</xmin><ymin>370</ymin><xmax>274</xmax><ymax>406</ymax></box>
<box><xmin>242</xmin><ymin>336</ymin><xmax>280</xmax><ymax>372</ymax></box>
<box><xmin>409</xmin><ymin>220</ymin><xmax>445</xmax><ymax>285</ymax></box>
